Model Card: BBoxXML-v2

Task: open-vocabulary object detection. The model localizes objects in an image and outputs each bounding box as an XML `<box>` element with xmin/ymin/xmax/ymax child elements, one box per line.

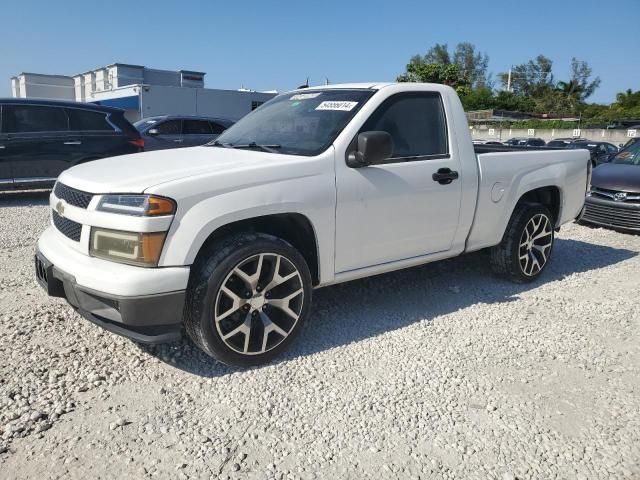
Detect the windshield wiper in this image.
<box><xmin>229</xmin><ymin>142</ymin><xmax>282</xmax><ymax>154</ymax></box>
<box><xmin>207</xmin><ymin>140</ymin><xmax>232</xmax><ymax>148</ymax></box>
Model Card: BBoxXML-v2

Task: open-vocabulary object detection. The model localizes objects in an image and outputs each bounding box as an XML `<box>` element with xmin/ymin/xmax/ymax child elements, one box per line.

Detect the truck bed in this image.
<box><xmin>473</xmin><ymin>144</ymin><xmax>567</xmax><ymax>154</ymax></box>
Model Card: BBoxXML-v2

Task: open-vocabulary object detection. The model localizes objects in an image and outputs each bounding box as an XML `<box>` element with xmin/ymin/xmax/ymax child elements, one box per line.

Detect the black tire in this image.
<box><xmin>184</xmin><ymin>232</ymin><xmax>312</xmax><ymax>367</ymax></box>
<box><xmin>490</xmin><ymin>203</ymin><xmax>555</xmax><ymax>283</ymax></box>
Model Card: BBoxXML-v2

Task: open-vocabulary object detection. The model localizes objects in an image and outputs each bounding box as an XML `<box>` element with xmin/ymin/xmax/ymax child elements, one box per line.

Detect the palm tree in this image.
<box><xmin>556</xmin><ymin>80</ymin><xmax>584</xmax><ymax>102</ymax></box>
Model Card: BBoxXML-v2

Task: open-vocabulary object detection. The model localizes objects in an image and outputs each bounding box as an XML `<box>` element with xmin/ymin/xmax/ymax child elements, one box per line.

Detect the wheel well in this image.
<box><xmin>517</xmin><ymin>186</ymin><xmax>561</xmax><ymax>224</ymax></box>
<box><xmin>195</xmin><ymin>214</ymin><xmax>320</xmax><ymax>285</ymax></box>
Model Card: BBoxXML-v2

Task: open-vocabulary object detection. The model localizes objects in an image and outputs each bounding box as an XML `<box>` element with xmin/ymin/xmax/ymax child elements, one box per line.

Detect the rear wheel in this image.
<box><xmin>184</xmin><ymin>232</ymin><xmax>312</xmax><ymax>367</ymax></box>
<box><xmin>490</xmin><ymin>204</ymin><xmax>554</xmax><ymax>283</ymax></box>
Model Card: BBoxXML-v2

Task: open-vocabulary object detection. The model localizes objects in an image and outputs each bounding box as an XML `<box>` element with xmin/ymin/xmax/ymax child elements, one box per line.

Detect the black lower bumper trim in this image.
<box><xmin>77</xmin><ymin>308</ymin><xmax>182</xmax><ymax>344</ymax></box>
<box><xmin>35</xmin><ymin>249</ymin><xmax>185</xmax><ymax>344</ymax></box>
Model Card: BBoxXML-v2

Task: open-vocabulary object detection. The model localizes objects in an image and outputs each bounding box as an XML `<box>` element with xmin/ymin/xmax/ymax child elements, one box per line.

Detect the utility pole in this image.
<box><xmin>507</xmin><ymin>68</ymin><xmax>512</xmax><ymax>93</ymax></box>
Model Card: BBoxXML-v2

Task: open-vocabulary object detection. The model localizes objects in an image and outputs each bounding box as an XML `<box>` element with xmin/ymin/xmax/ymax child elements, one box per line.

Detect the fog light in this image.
<box><xmin>90</xmin><ymin>228</ymin><xmax>166</xmax><ymax>267</ymax></box>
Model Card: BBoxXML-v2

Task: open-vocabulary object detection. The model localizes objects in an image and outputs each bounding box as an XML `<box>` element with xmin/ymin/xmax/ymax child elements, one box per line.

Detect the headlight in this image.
<box><xmin>97</xmin><ymin>194</ymin><xmax>176</xmax><ymax>216</ymax></box>
<box><xmin>90</xmin><ymin>228</ymin><xmax>167</xmax><ymax>267</ymax></box>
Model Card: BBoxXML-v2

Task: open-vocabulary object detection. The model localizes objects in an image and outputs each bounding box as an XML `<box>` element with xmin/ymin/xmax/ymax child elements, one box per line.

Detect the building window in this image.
<box><xmin>251</xmin><ymin>101</ymin><xmax>264</xmax><ymax>111</ymax></box>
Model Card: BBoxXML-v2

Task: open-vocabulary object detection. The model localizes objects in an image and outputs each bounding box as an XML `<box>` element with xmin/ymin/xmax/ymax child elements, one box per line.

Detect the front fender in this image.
<box><xmin>157</xmin><ymin>174</ymin><xmax>336</xmax><ymax>285</ymax></box>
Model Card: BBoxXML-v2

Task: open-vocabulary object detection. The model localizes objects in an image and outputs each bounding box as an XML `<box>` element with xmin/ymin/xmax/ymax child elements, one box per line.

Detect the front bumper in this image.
<box><xmin>581</xmin><ymin>195</ymin><xmax>640</xmax><ymax>232</ymax></box>
<box><xmin>35</xmin><ymin>227</ymin><xmax>189</xmax><ymax>343</ymax></box>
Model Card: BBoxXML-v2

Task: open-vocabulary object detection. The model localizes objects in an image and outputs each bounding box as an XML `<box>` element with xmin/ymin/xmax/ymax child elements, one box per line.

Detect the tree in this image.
<box><xmin>397</xmin><ymin>62</ymin><xmax>470</xmax><ymax>95</ymax></box>
<box><xmin>499</xmin><ymin>55</ymin><xmax>554</xmax><ymax>97</ymax></box>
<box><xmin>401</xmin><ymin>42</ymin><xmax>490</xmax><ymax>89</ymax></box>
<box><xmin>568</xmin><ymin>58</ymin><xmax>600</xmax><ymax>101</ymax></box>
<box><xmin>615</xmin><ymin>89</ymin><xmax>640</xmax><ymax>109</ymax></box>
<box><xmin>459</xmin><ymin>86</ymin><xmax>495</xmax><ymax>110</ymax></box>
<box><xmin>422</xmin><ymin>43</ymin><xmax>451</xmax><ymax>65</ymax></box>
<box><xmin>453</xmin><ymin>42</ymin><xmax>490</xmax><ymax>88</ymax></box>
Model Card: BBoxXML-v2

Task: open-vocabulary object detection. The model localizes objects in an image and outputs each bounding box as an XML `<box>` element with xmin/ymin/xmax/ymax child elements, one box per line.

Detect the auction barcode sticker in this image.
<box><xmin>315</xmin><ymin>101</ymin><xmax>358</xmax><ymax>111</ymax></box>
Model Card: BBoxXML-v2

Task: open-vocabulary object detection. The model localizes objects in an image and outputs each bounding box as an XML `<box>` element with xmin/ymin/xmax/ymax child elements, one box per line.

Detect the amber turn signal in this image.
<box><xmin>147</xmin><ymin>196</ymin><xmax>176</xmax><ymax>216</ymax></box>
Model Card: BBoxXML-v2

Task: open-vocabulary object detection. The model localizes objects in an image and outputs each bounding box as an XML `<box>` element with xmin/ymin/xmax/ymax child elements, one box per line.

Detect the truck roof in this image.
<box><xmin>299</xmin><ymin>82</ymin><xmax>395</xmax><ymax>91</ymax></box>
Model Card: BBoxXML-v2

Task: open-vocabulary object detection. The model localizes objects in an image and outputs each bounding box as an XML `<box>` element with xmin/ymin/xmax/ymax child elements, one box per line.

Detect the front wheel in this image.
<box><xmin>490</xmin><ymin>204</ymin><xmax>555</xmax><ymax>283</ymax></box>
<box><xmin>184</xmin><ymin>232</ymin><xmax>312</xmax><ymax>367</ymax></box>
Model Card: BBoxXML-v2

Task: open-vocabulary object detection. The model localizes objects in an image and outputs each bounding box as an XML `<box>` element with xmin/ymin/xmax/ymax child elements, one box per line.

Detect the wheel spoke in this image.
<box><xmin>267</xmin><ymin>288</ymin><xmax>303</xmax><ymax>320</ymax></box>
<box><xmin>262</xmin><ymin>256</ymin><xmax>299</xmax><ymax>292</ymax></box>
<box><xmin>222</xmin><ymin>313</ymin><xmax>251</xmax><ymax>341</ymax></box>
<box><xmin>532</xmin><ymin>243</ymin><xmax>551</xmax><ymax>262</ymax></box>
<box><xmin>233</xmin><ymin>253</ymin><xmax>265</xmax><ymax>290</ymax></box>
<box><xmin>259</xmin><ymin>311</ymin><xmax>288</xmax><ymax>352</ymax></box>
<box><xmin>520</xmin><ymin>253</ymin><xmax>530</xmax><ymax>273</ymax></box>
<box><xmin>216</xmin><ymin>286</ymin><xmax>247</xmax><ymax>321</ymax></box>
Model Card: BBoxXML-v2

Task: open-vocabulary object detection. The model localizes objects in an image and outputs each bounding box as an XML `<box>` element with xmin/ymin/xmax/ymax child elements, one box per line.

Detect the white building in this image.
<box><xmin>11</xmin><ymin>63</ymin><xmax>277</xmax><ymax>123</ymax></box>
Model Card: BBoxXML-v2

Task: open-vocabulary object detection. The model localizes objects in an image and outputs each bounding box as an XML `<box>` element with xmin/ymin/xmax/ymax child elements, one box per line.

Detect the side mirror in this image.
<box><xmin>147</xmin><ymin>128</ymin><xmax>159</xmax><ymax>136</ymax></box>
<box><xmin>347</xmin><ymin>131</ymin><xmax>393</xmax><ymax>168</ymax></box>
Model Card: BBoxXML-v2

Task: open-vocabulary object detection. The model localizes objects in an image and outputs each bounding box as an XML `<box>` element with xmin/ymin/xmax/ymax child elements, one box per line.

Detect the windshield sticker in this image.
<box><xmin>290</xmin><ymin>92</ymin><xmax>321</xmax><ymax>101</ymax></box>
<box><xmin>315</xmin><ymin>101</ymin><xmax>358</xmax><ymax>112</ymax></box>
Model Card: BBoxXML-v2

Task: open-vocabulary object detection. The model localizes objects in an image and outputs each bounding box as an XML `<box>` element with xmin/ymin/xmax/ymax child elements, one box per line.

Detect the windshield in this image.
<box><xmin>611</xmin><ymin>142</ymin><xmax>640</xmax><ymax>165</ymax></box>
<box><xmin>211</xmin><ymin>89</ymin><xmax>375</xmax><ymax>156</ymax></box>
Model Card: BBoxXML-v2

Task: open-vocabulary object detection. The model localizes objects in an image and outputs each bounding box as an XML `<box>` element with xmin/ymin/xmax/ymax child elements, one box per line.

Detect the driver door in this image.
<box><xmin>334</xmin><ymin>92</ymin><xmax>463</xmax><ymax>273</ymax></box>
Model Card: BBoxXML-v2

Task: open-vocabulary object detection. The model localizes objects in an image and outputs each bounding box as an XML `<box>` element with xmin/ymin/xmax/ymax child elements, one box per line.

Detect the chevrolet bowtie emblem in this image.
<box><xmin>56</xmin><ymin>200</ymin><xmax>65</xmax><ymax>216</ymax></box>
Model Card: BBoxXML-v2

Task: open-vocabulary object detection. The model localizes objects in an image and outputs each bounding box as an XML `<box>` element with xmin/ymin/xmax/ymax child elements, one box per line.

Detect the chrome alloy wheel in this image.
<box><xmin>214</xmin><ymin>253</ymin><xmax>304</xmax><ymax>355</ymax></box>
<box><xmin>518</xmin><ymin>213</ymin><xmax>553</xmax><ymax>276</ymax></box>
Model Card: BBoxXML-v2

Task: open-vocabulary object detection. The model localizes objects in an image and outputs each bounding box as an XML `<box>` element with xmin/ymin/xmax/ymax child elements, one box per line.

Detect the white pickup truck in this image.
<box><xmin>35</xmin><ymin>83</ymin><xmax>590</xmax><ymax>366</ymax></box>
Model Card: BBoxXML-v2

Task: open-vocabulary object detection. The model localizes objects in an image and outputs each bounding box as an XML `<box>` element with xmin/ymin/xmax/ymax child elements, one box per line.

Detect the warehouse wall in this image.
<box><xmin>140</xmin><ymin>86</ymin><xmax>276</xmax><ymax>121</ymax></box>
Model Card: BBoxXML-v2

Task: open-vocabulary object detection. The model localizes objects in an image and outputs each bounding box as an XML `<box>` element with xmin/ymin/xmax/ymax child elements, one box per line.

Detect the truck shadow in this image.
<box><xmin>140</xmin><ymin>237</ymin><xmax>637</xmax><ymax>377</ymax></box>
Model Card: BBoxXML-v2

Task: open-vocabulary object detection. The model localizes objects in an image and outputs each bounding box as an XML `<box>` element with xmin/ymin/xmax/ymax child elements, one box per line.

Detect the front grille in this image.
<box><xmin>54</xmin><ymin>182</ymin><xmax>94</xmax><ymax>209</ymax></box>
<box><xmin>590</xmin><ymin>187</ymin><xmax>640</xmax><ymax>204</ymax></box>
<box><xmin>52</xmin><ymin>210</ymin><xmax>82</xmax><ymax>241</ymax></box>
<box><xmin>583</xmin><ymin>202</ymin><xmax>640</xmax><ymax>230</ymax></box>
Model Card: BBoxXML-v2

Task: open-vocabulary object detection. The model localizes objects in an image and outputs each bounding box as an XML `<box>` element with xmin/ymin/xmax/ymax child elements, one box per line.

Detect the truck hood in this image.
<box><xmin>591</xmin><ymin>163</ymin><xmax>640</xmax><ymax>193</ymax></box>
<box><xmin>58</xmin><ymin>146</ymin><xmax>290</xmax><ymax>194</ymax></box>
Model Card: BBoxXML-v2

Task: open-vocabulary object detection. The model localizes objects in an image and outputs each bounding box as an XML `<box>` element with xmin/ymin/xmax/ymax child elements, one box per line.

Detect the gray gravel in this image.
<box><xmin>1</xmin><ymin>190</ymin><xmax>639</xmax><ymax>479</ymax></box>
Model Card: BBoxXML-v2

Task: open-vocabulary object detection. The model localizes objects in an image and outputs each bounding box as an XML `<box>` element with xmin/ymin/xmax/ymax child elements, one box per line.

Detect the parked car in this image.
<box><xmin>35</xmin><ymin>82</ymin><xmax>589</xmax><ymax>366</ymax></box>
<box><xmin>134</xmin><ymin>115</ymin><xmax>234</xmax><ymax>151</ymax></box>
<box><xmin>547</xmin><ymin>138</ymin><xmax>580</xmax><ymax>148</ymax></box>
<box><xmin>580</xmin><ymin>140</ymin><xmax>640</xmax><ymax>232</ymax></box>
<box><xmin>567</xmin><ymin>140</ymin><xmax>619</xmax><ymax>167</ymax></box>
<box><xmin>473</xmin><ymin>139</ymin><xmax>504</xmax><ymax>146</ymax></box>
<box><xmin>504</xmin><ymin>137</ymin><xmax>546</xmax><ymax>147</ymax></box>
<box><xmin>0</xmin><ymin>98</ymin><xmax>143</xmax><ymax>190</ymax></box>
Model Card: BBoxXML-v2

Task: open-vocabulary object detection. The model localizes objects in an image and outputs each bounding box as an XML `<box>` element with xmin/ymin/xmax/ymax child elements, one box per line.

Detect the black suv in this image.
<box><xmin>0</xmin><ymin>99</ymin><xmax>143</xmax><ymax>190</ymax></box>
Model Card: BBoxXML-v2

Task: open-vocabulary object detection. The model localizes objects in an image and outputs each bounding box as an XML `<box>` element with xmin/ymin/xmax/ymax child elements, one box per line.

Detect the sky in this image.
<box><xmin>1</xmin><ymin>0</ymin><xmax>637</xmax><ymax>104</ymax></box>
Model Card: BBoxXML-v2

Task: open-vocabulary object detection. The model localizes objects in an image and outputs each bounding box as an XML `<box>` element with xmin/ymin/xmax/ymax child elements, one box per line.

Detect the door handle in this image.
<box><xmin>432</xmin><ymin>168</ymin><xmax>459</xmax><ymax>185</ymax></box>
<box><xmin>0</xmin><ymin>145</ymin><xmax>5</xmax><ymax>149</ymax></box>
<box><xmin>63</xmin><ymin>141</ymin><xmax>82</xmax><ymax>145</ymax></box>
<box><xmin>173</xmin><ymin>139</ymin><xmax>184</xmax><ymax>143</ymax></box>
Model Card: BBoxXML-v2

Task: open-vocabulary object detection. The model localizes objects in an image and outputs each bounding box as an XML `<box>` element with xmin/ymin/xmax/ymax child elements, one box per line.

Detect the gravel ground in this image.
<box><xmin>1</xmin><ymin>190</ymin><xmax>639</xmax><ymax>480</ymax></box>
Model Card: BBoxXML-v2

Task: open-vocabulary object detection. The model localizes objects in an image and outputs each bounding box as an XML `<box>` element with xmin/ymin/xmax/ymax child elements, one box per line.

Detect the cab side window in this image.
<box><xmin>5</xmin><ymin>105</ymin><xmax>69</xmax><ymax>133</ymax></box>
<box><xmin>359</xmin><ymin>92</ymin><xmax>448</xmax><ymax>160</ymax></box>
